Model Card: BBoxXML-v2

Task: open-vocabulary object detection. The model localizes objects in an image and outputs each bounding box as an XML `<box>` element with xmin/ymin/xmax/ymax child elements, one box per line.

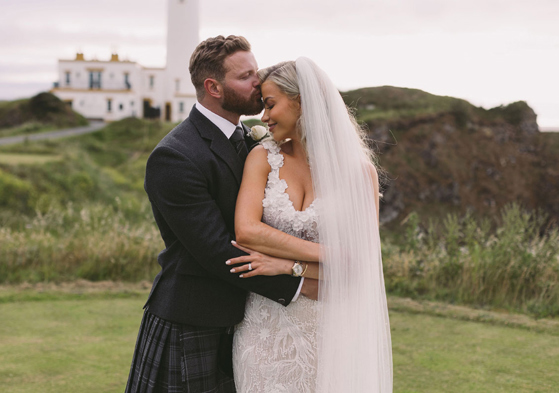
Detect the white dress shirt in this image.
<box><xmin>195</xmin><ymin>102</ymin><xmax>304</xmax><ymax>302</ymax></box>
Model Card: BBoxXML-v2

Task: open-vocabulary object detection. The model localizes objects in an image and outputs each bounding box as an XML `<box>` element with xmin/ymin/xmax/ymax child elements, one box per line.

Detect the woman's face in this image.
<box><xmin>260</xmin><ymin>81</ymin><xmax>300</xmax><ymax>142</ymax></box>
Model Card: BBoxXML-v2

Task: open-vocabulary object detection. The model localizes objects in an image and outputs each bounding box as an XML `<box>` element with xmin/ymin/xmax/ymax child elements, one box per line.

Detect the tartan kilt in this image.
<box><xmin>125</xmin><ymin>309</ymin><xmax>236</xmax><ymax>393</ymax></box>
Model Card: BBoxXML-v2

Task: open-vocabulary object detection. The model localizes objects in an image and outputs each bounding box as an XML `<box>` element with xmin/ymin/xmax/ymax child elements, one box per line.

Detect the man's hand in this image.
<box><xmin>300</xmin><ymin>278</ymin><xmax>319</xmax><ymax>300</ymax></box>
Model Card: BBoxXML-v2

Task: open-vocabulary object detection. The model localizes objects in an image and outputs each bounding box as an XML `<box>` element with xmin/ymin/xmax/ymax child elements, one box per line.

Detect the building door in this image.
<box><xmin>143</xmin><ymin>99</ymin><xmax>160</xmax><ymax>119</ymax></box>
<box><xmin>165</xmin><ymin>102</ymin><xmax>172</xmax><ymax>121</ymax></box>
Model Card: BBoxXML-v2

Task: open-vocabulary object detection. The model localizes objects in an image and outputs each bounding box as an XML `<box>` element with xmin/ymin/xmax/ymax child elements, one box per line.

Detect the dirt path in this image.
<box><xmin>0</xmin><ymin>121</ymin><xmax>106</xmax><ymax>146</ymax></box>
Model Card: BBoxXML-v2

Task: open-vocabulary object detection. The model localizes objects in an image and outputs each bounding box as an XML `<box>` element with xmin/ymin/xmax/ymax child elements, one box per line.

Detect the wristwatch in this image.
<box><xmin>291</xmin><ymin>261</ymin><xmax>304</xmax><ymax>277</ymax></box>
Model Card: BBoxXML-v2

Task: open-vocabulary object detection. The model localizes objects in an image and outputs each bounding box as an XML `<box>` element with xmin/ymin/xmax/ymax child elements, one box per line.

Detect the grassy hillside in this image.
<box><xmin>0</xmin><ymin>118</ymin><xmax>175</xmax><ymax>283</ymax></box>
<box><xmin>0</xmin><ymin>97</ymin><xmax>557</xmax><ymax>317</ymax></box>
<box><xmin>0</xmin><ymin>92</ymin><xmax>88</xmax><ymax>137</ymax></box>
<box><xmin>0</xmin><ymin>118</ymin><xmax>170</xmax><ymax>215</ymax></box>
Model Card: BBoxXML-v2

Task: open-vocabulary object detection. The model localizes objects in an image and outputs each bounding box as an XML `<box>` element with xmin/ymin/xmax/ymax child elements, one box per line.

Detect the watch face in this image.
<box><xmin>293</xmin><ymin>263</ymin><xmax>303</xmax><ymax>275</ymax></box>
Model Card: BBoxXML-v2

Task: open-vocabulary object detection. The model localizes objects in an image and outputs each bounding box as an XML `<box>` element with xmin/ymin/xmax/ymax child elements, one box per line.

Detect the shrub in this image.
<box><xmin>383</xmin><ymin>204</ymin><xmax>559</xmax><ymax>317</ymax></box>
<box><xmin>0</xmin><ymin>201</ymin><xmax>162</xmax><ymax>283</ymax></box>
<box><xmin>0</xmin><ymin>169</ymin><xmax>36</xmax><ymax>212</ymax></box>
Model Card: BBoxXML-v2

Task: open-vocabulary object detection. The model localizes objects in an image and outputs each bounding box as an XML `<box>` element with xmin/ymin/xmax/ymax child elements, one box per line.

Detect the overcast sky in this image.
<box><xmin>1</xmin><ymin>0</ymin><xmax>558</xmax><ymax>127</ymax></box>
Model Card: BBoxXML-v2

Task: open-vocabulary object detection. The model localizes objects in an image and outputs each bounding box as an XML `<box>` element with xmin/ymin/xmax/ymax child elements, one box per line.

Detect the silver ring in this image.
<box><xmin>248</xmin><ymin>263</ymin><xmax>252</xmax><ymax>271</ymax></box>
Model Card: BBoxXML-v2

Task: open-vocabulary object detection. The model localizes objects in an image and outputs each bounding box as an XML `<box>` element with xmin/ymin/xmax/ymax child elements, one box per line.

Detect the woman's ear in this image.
<box><xmin>204</xmin><ymin>78</ymin><xmax>222</xmax><ymax>99</ymax></box>
<box><xmin>294</xmin><ymin>94</ymin><xmax>302</xmax><ymax>113</ymax></box>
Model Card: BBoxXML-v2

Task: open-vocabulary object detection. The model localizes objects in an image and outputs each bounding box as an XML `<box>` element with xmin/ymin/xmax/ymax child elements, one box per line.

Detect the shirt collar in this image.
<box><xmin>195</xmin><ymin>101</ymin><xmax>242</xmax><ymax>139</ymax></box>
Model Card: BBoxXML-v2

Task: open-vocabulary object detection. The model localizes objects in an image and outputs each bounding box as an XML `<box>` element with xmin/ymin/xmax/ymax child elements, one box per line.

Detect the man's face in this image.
<box><xmin>220</xmin><ymin>51</ymin><xmax>264</xmax><ymax>116</ymax></box>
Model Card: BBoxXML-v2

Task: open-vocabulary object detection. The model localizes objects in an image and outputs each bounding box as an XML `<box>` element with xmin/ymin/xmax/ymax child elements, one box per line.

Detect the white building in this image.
<box><xmin>51</xmin><ymin>0</ymin><xmax>199</xmax><ymax>123</ymax></box>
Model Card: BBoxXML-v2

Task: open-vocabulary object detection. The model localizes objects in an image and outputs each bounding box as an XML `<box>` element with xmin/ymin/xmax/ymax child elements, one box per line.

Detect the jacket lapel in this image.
<box><xmin>189</xmin><ymin>107</ymin><xmax>244</xmax><ymax>185</ymax></box>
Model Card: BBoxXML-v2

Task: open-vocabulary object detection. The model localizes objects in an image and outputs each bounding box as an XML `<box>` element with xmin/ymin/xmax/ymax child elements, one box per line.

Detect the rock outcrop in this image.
<box><xmin>342</xmin><ymin>86</ymin><xmax>558</xmax><ymax>225</ymax></box>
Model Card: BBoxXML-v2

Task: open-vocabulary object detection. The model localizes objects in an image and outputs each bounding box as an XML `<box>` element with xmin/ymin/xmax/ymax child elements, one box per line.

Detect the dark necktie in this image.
<box><xmin>230</xmin><ymin>126</ymin><xmax>248</xmax><ymax>161</ymax></box>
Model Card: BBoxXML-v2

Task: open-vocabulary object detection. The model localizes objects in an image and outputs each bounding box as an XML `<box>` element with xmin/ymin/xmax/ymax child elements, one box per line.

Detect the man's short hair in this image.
<box><xmin>189</xmin><ymin>35</ymin><xmax>251</xmax><ymax>100</ymax></box>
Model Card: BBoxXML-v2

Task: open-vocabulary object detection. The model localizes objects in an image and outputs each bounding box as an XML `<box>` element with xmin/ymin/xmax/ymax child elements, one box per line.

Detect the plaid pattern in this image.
<box><xmin>125</xmin><ymin>309</ymin><xmax>236</xmax><ymax>393</ymax></box>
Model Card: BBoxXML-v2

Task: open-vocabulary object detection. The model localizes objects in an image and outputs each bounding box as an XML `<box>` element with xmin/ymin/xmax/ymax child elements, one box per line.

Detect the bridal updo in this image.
<box><xmin>257</xmin><ymin>61</ymin><xmax>375</xmax><ymax>166</ymax></box>
<box><xmin>257</xmin><ymin>62</ymin><xmax>308</xmax><ymax>151</ymax></box>
<box><xmin>257</xmin><ymin>61</ymin><xmax>299</xmax><ymax>99</ymax></box>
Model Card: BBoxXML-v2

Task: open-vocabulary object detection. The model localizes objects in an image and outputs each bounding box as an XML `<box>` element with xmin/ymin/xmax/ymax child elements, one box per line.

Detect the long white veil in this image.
<box><xmin>296</xmin><ymin>57</ymin><xmax>392</xmax><ymax>392</ymax></box>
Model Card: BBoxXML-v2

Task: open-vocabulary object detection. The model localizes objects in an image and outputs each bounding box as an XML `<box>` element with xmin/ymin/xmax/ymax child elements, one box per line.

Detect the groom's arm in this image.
<box><xmin>145</xmin><ymin>145</ymin><xmax>301</xmax><ymax>306</ymax></box>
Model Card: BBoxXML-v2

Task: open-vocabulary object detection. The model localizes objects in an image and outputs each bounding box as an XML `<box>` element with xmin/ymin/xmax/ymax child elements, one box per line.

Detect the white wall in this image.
<box><xmin>52</xmin><ymin>0</ymin><xmax>200</xmax><ymax>122</ymax></box>
<box><xmin>53</xmin><ymin>58</ymin><xmax>144</xmax><ymax>120</ymax></box>
<box><xmin>166</xmin><ymin>0</ymin><xmax>198</xmax><ymax>99</ymax></box>
<box><xmin>53</xmin><ymin>89</ymin><xmax>139</xmax><ymax>121</ymax></box>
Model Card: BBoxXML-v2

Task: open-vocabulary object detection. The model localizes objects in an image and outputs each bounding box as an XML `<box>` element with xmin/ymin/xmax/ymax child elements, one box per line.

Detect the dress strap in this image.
<box><xmin>261</xmin><ymin>140</ymin><xmax>284</xmax><ymax>174</ymax></box>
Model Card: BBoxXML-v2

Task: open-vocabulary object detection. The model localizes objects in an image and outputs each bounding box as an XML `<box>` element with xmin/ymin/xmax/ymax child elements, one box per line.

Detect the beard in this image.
<box><xmin>221</xmin><ymin>84</ymin><xmax>264</xmax><ymax>116</ymax></box>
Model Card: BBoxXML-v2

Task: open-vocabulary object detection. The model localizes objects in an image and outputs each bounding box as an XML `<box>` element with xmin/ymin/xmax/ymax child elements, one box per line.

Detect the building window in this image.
<box><xmin>130</xmin><ymin>101</ymin><xmax>134</xmax><ymax>106</ymax></box>
<box><xmin>149</xmin><ymin>75</ymin><xmax>155</xmax><ymax>89</ymax></box>
<box><xmin>124</xmin><ymin>73</ymin><xmax>131</xmax><ymax>89</ymax></box>
<box><xmin>119</xmin><ymin>103</ymin><xmax>124</xmax><ymax>111</ymax></box>
<box><xmin>65</xmin><ymin>71</ymin><xmax>71</xmax><ymax>86</ymax></box>
<box><xmin>89</xmin><ymin>71</ymin><xmax>102</xmax><ymax>89</ymax></box>
<box><xmin>107</xmin><ymin>99</ymin><xmax>112</xmax><ymax>112</ymax></box>
<box><xmin>179</xmin><ymin>102</ymin><xmax>184</xmax><ymax>113</ymax></box>
<box><xmin>175</xmin><ymin>79</ymin><xmax>180</xmax><ymax>92</ymax></box>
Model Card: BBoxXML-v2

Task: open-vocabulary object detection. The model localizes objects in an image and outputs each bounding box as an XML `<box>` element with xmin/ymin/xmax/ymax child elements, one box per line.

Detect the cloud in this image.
<box><xmin>1</xmin><ymin>0</ymin><xmax>557</xmax><ymax>125</ymax></box>
<box><xmin>200</xmin><ymin>0</ymin><xmax>559</xmax><ymax>36</ymax></box>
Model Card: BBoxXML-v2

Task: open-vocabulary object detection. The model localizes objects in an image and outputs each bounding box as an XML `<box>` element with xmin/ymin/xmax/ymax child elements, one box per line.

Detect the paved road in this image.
<box><xmin>0</xmin><ymin>121</ymin><xmax>106</xmax><ymax>146</ymax></box>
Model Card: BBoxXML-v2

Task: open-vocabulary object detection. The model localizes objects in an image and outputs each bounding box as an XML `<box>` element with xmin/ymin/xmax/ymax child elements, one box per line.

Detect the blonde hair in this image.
<box><xmin>258</xmin><ymin>61</ymin><xmax>308</xmax><ymax>150</ymax></box>
<box><xmin>257</xmin><ymin>61</ymin><xmax>375</xmax><ymax>165</ymax></box>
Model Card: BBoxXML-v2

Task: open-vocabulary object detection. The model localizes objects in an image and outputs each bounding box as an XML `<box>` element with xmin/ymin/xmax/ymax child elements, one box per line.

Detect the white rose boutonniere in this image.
<box><xmin>248</xmin><ymin>125</ymin><xmax>273</xmax><ymax>142</ymax></box>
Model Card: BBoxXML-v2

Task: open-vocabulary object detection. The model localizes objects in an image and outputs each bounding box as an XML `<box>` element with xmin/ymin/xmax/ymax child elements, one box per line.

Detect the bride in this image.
<box><xmin>227</xmin><ymin>58</ymin><xmax>392</xmax><ymax>392</ymax></box>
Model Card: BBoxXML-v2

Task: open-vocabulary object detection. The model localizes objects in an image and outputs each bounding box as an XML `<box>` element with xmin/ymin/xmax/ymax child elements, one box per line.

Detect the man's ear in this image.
<box><xmin>204</xmin><ymin>78</ymin><xmax>222</xmax><ymax>99</ymax></box>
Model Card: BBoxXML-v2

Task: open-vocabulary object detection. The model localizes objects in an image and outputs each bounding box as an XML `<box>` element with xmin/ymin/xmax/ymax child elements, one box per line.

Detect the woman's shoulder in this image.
<box><xmin>245</xmin><ymin>144</ymin><xmax>272</xmax><ymax>173</ymax></box>
<box><xmin>365</xmin><ymin>161</ymin><xmax>378</xmax><ymax>180</ymax></box>
<box><xmin>247</xmin><ymin>144</ymin><xmax>268</xmax><ymax>160</ymax></box>
<box><xmin>361</xmin><ymin>160</ymin><xmax>379</xmax><ymax>188</ymax></box>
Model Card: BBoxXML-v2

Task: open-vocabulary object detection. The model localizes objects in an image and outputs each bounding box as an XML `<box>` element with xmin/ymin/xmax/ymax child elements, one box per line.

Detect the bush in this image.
<box><xmin>383</xmin><ymin>204</ymin><xmax>559</xmax><ymax>317</ymax></box>
<box><xmin>0</xmin><ymin>201</ymin><xmax>162</xmax><ymax>283</ymax></box>
<box><xmin>0</xmin><ymin>169</ymin><xmax>36</xmax><ymax>212</ymax></box>
<box><xmin>0</xmin><ymin>92</ymin><xmax>87</xmax><ymax>130</ymax></box>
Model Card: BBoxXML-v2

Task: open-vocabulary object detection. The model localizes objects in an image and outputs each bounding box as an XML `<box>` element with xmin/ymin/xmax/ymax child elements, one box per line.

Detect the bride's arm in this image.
<box><xmin>227</xmin><ymin>241</ymin><xmax>321</xmax><ymax>279</ymax></box>
<box><xmin>234</xmin><ymin>145</ymin><xmax>321</xmax><ymax>262</ymax></box>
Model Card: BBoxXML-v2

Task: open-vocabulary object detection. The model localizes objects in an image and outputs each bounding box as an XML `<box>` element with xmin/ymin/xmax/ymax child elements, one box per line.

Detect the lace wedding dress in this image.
<box><xmin>233</xmin><ymin>139</ymin><xmax>320</xmax><ymax>393</ymax></box>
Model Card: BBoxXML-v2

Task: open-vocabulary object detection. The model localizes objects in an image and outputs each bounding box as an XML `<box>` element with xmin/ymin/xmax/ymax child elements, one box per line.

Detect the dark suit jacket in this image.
<box><xmin>144</xmin><ymin>106</ymin><xmax>302</xmax><ymax>327</ymax></box>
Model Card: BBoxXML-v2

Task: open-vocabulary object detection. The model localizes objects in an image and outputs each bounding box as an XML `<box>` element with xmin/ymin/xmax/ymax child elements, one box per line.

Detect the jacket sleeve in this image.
<box><xmin>145</xmin><ymin>144</ymin><xmax>301</xmax><ymax>306</ymax></box>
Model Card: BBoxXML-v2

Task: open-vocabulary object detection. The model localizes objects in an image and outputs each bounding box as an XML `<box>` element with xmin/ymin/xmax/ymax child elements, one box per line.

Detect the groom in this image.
<box><xmin>125</xmin><ymin>35</ymin><xmax>317</xmax><ymax>392</ymax></box>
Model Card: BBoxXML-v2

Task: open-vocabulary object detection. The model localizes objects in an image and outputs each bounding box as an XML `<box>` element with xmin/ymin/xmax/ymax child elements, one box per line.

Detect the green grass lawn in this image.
<box><xmin>1</xmin><ymin>291</ymin><xmax>558</xmax><ymax>393</ymax></box>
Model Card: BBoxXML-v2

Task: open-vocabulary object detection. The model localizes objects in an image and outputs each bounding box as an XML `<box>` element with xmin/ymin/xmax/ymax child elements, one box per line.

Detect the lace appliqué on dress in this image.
<box><xmin>233</xmin><ymin>139</ymin><xmax>320</xmax><ymax>393</ymax></box>
<box><xmin>260</xmin><ymin>139</ymin><xmax>319</xmax><ymax>243</ymax></box>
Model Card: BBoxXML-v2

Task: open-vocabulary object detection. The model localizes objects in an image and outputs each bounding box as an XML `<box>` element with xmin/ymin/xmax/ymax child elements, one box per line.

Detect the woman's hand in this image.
<box><xmin>226</xmin><ymin>241</ymin><xmax>293</xmax><ymax>278</ymax></box>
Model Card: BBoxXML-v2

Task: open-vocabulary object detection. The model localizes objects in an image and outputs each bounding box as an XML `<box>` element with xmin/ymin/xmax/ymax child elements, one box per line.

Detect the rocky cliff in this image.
<box><xmin>342</xmin><ymin>86</ymin><xmax>559</xmax><ymax>226</ymax></box>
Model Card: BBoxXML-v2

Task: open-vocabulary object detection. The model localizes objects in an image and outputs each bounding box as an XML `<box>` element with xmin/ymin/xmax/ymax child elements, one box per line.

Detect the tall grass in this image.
<box><xmin>0</xmin><ymin>200</ymin><xmax>162</xmax><ymax>283</ymax></box>
<box><xmin>383</xmin><ymin>204</ymin><xmax>559</xmax><ymax>317</ymax></box>
<box><xmin>0</xmin><ymin>118</ymin><xmax>174</xmax><ymax>284</ymax></box>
